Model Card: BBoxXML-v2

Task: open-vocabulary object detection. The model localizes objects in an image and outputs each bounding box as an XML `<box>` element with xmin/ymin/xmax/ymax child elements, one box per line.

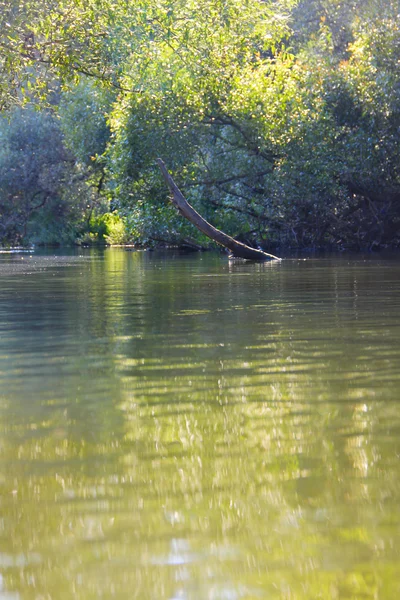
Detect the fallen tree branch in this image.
<box><xmin>156</xmin><ymin>158</ymin><xmax>281</xmax><ymax>262</ymax></box>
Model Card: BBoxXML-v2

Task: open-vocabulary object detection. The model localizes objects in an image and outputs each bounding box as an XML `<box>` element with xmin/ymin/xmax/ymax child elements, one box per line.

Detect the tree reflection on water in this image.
<box><xmin>0</xmin><ymin>249</ymin><xmax>399</xmax><ymax>599</ymax></box>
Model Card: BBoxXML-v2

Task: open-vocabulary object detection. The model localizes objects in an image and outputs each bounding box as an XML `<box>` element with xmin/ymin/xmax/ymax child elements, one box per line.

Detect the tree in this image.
<box><xmin>0</xmin><ymin>108</ymin><xmax>92</xmax><ymax>245</ymax></box>
<box><xmin>280</xmin><ymin>0</ymin><xmax>400</xmax><ymax>247</ymax></box>
<box><xmin>106</xmin><ymin>0</ymin><xmax>296</xmax><ymax>247</ymax></box>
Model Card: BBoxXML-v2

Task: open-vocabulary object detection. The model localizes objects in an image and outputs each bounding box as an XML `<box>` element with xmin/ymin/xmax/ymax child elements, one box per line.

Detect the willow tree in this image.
<box><xmin>106</xmin><ymin>0</ymin><xmax>296</xmax><ymax>250</ymax></box>
<box><xmin>0</xmin><ymin>0</ymin><xmax>293</xmax><ymax>254</ymax></box>
<box><xmin>0</xmin><ymin>0</ymin><xmax>126</xmax><ymax>109</ymax></box>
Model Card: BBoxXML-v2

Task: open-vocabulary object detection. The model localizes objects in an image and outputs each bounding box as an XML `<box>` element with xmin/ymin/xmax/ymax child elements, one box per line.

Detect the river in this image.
<box><xmin>1</xmin><ymin>248</ymin><xmax>400</xmax><ymax>599</ymax></box>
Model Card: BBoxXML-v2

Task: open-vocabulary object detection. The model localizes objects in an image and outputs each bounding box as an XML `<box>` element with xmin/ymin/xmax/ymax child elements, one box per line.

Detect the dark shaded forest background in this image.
<box><xmin>1</xmin><ymin>0</ymin><xmax>399</xmax><ymax>250</ymax></box>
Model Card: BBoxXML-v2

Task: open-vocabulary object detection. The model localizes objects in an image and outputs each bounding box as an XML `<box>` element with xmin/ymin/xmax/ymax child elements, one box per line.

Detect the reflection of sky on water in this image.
<box><xmin>151</xmin><ymin>539</ymin><xmax>258</xmax><ymax>600</ymax></box>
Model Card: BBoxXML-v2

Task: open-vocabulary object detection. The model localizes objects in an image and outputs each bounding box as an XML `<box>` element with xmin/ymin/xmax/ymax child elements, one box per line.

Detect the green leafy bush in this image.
<box><xmin>77</xmin><ymin>211</ymin><xmax>129</xmax><ymax>245</ymax></box>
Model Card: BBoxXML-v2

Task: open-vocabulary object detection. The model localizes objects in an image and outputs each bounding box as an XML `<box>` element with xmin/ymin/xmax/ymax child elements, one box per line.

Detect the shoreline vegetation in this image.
<box><xmin>1</xmin><ymin>0</ymin><xmax>400</xmax><ymax>252</ymax></box>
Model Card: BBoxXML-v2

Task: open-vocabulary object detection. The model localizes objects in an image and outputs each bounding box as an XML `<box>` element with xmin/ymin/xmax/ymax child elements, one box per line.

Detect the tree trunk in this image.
<box><xmin>156</xmin><ymin>159</ymin><xmax>281</xmax><ymax>262</ymax></box>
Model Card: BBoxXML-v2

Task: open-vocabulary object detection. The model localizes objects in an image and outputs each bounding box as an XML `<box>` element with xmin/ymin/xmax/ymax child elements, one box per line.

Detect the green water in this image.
<box><xmin>1</xmin><ymin>249</ymin><xmax>400</xmax><ymax>599</ymax></box>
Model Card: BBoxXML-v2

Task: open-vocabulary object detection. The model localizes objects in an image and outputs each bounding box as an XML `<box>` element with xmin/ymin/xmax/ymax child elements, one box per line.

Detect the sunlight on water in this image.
<box><xmin>1</xmin><ymin>249</ymin><xmax>400</xmax><ymax>599</ymax></box>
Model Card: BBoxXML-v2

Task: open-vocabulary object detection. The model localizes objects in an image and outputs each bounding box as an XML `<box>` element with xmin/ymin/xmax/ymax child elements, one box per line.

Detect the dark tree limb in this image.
<box><xmin>156</xmin><ymin>158</ymin><xmax>281</xmax><ymax>262</ymax></box>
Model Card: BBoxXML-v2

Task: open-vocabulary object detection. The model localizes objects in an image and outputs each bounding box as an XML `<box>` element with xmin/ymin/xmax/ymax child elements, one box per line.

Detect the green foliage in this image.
<box><xmin>77</xmin><ymin>211</ymin><xmax>129</xmax><ymax>245</ymax></box>
<box><xmin>0</xmin><ymin>107</ymin><xmax>79</xmax><ymax>245</ymax></box>
<box><xmin>0</xmin><ymin>0</ymin><xmax>121</xmax><ymax>108</ymax></box>
<box><xmin>286</xmin><ymin>0</ymin><xmax>400</xmax><ymax>246</ymax></box>
<box><xmin>106</xmin><ymin>0</ymin><xmax>296</xmax><ymax>246</ymax></box>
<box><xmin>59</xmin><ymin>80</ymin><xmax>114</xmax><ymax>167</ymax></box>
<box><xmin>103</xmin><ymin>0</ymin><xmax>400</xmax><ymax>249</ymax></box>
<box><xmin>1</xmin><ymin>0</ymin><xmax>400</xmax><ymax>248</ymax></box>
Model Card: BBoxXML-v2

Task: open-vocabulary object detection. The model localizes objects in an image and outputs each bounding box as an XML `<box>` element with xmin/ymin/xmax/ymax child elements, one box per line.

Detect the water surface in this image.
<box><xmin>0</xmin><ymin>249</ymin><xmax>400</xmax><ymax>599</ymax></box>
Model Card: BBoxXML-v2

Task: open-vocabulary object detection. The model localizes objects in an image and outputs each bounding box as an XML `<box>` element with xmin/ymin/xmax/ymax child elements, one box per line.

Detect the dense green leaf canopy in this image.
<box><xmin>1</xmin><ymin>0</ymin><xmax>400</xmax><ymax>248</ymax></box>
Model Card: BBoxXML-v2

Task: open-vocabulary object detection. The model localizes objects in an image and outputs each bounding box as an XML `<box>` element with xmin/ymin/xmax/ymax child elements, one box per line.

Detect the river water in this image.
<box><xmin>0</xmin><ymin>248</ymin><xmax>400</xmax><ymax>599</ymax></box>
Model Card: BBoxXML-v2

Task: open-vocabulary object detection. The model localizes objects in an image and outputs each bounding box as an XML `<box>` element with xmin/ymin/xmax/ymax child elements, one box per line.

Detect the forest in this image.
<box><xmin>1</xmin><ymin>0</ymin><xmax>399</xmax><ymax>251</ymax></box>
